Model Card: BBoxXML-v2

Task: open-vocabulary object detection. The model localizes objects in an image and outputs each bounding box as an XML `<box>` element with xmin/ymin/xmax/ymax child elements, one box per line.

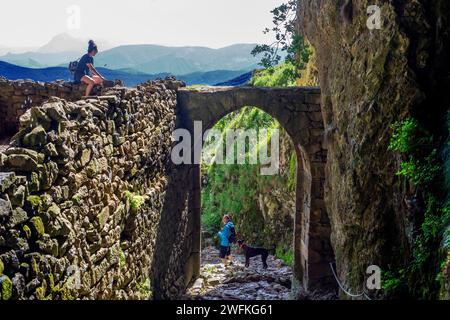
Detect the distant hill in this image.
<box><xmin>0</xmin><ymin>51</ymin><xmax>81</xmax><ymax>68</ymax></box>
<box><xmin>0</xmin><ymin>45</ymin><xmax>37</xmax><ymax>57</ymax></box>
<box><xmin>178</xmin><ymin>70</ymin><xmax>247</xmax><ymax>86</ymax></box>
<box><xmin>215</xmin><ymin>71</ymin><xmax>254</xmax><ymax>86</ymax></box>
<box><xmin>0</xmin><ymin>60</ymin><xmax>166</xmax><ymax>86</ymax></box>
<box><xmin>0</xmin><ymin>60</ymin><xmax>252</xmax><ymax>87</ymax></box>
<box><xmin>37</xmin><ymin>33</ymin><xmax>114</xmax><ymax>54</ymax></box>
<box><xmin>95</xmin><ymin>43</ymin><xmax>262</xmax><ymax>75</ymax></box>
<box><xmin>37</xmin><ymin>33</ymin><xmax>86</xmax><ymax>54</ymax></box>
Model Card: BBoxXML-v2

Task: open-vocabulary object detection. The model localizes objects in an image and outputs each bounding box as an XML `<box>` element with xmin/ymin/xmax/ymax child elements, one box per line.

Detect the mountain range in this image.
<box><xmin>0</xmin><ymin>60</ymin><xmax>250</xmax><ymax>87</ymax></box>
<box><xmin>0</xmin><ymin>33</ymin><xmax>265</xmax><ymax>76</ymax></box>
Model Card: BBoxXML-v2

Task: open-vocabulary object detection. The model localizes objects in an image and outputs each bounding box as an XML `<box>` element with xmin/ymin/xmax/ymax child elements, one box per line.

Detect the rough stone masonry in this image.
<box><xmin>0</xmin><ymin>78</ymin><xmax>97</xmax><ymax>140</ymax></box>
<box><xmin>0</xmin><ymin>77</ymin><xmax>336</xmax><ymax>300</ymax></box>
<box><xmin>0</xmin><ymin>78</ymin><xmax>195</xmax><ymax>300</ymax></box>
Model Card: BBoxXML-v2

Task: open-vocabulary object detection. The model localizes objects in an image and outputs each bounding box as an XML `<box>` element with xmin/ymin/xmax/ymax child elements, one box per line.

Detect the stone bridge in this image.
<box><xmin>0</xmin><ymin>79</ymin><xmax>335</xmax><ymax>300</ymax></box>
<box><xmin>177</xmin><ymin>86</ymin><xmax>336</xmax><ymax>293</ymax></box>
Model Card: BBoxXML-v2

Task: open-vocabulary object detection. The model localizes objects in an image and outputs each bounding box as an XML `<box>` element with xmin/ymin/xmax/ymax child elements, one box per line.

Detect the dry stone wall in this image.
<box><xmin>0</xmin><ymin>78</ymin><xmax>100</xmax><ymax>139</ymax></box>
<box><xmin>0</xmin><ymin>78</ymin><xmax>193</xmax><ymax>300</ymax></box>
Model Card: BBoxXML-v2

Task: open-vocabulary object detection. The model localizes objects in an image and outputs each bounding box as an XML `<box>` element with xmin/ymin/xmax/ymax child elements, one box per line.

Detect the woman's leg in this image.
<box><xmin>81</xmin><ymin>75</ymin><xmax>95</xmax><ymax>97</ymax></box>
<box><xmin>92</xmin><ymin>75</ymin><xmax>104</xmax><ymax>85</ymax></box>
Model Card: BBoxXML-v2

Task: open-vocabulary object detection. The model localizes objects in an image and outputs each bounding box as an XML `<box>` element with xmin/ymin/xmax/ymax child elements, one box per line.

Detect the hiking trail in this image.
<box><xmin>183</xmin><ymin>246</ymin><xmax>294</xmax><ymax>300</ymax></box>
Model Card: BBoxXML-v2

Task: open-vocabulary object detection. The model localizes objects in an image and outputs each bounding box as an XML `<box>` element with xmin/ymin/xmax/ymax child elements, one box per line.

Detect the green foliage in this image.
<box><xmin>201</xmin><ymin>103</ymin><xmax>292</xmax><ymax>247</ymax></box>
<box><xmin>250</xmin><ymin>62</ymin><xmax>298</xmax><ymax>87</ymax></box>
<box><xmin>382</xmin><ymin>270</ymin><xmax>407</xmax><ymax>296</ymax></box>
<box><xmin>124</xmin><ymin>191</ymin><xmax>145</xmax><ymax>212</ymax></box>
<box><xmin>275</xmin><ymin>246</ymin><xmax>294</xmax><ymax>266</ymax></box>
<box><xmin>389</xmin><ymin>117</ymin><xmax>441</xmax><ymax>185</ymax></box>
<box><xmin>389</xmin><ymin>117</ymin><xmax>420</xmax><ymax>153</ymax></box>
<box><xmin>203</xmin><ymin>3</ymin><xmax>306</xmax><ymax>253</ymax></box>
<box><xmin>202</xmin><ymin>162</ymin><xmax>265</xmax><ymax>243</ymax></box>
<box><xmin>251</xmin><ymin>0</ymin><xmax>310</xmax><ymax>74</ymax></box>
<box><xmin>203</xmin><ymin>264</ymin><xmax>217</xmax><ymax>275</ymax></box>
<box><xmin>386</xmin><ymin>114</ymin><xmax>450</xmax><ymax>298</ymax></box>
<box><xmin>287</xmin><ymin>152</ymin><xmax>297</xmax><ymax>192</ymax></box>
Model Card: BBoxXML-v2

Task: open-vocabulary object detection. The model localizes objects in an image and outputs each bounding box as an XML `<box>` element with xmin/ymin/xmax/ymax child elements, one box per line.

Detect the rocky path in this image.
<box><xmin>183</xmin><ymin>246</ymin><xmax>293</xmax><ymax>300</ymax></box>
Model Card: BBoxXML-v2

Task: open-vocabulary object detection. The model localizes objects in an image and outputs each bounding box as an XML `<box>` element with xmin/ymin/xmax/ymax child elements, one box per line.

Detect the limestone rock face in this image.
<box><xmin>299</xmin><ymin>0</ymin><xmax>450</xmax><ymax>295</ymax></box>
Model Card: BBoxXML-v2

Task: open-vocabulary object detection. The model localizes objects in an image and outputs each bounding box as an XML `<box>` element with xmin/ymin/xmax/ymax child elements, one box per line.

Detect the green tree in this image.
<box><xmin>251</xmin><ymin>0</ymin><xmax>310</xmax><ymax>81</ymax></box>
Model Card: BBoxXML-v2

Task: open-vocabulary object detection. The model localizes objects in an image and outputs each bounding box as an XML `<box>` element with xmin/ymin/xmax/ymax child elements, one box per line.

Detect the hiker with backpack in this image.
<box><xmin>218</xmin><ymin>214</ymin><xmax>236</xmax><ymax>266</ymax></box>
<box><xmin>71</xmin><ymin>40</ymin><xmax>106</xmax><ymax>97</ymax></box>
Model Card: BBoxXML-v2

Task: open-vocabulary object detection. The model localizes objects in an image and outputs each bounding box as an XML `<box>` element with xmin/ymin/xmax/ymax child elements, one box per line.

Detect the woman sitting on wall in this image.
<box><xmin>74</xmin><ymin>40</ymin><xmax>106</xmax><ymax>97</ymax></box>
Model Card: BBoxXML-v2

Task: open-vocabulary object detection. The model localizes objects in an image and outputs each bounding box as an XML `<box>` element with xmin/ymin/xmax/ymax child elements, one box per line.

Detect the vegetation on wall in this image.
<box><xmin>201</xmin><ymin>105</ymin><xmax>293</xmax><ymax>248</ymax></box>
<box><xmin>384</xmin><ymin>112</ymin><xmax>450</xmax><ymax>299</ymax></box>
<box><xmin>250</xmin><ymin>62</ymin><xmax>298</xmax><ymax>87</ymax></box>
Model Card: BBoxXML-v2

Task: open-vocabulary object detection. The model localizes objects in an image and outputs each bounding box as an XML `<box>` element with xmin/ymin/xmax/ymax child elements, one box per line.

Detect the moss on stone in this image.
<box><xmin>61</xmin><ymin>285</ymin><xmax>76</xmax><ymax>300</ymax></box>
<box><xmin>51</xmin><ymin>284</ymin><xmax>61</xmax><ymax>296</ymax></box>
<box><xmin>23</xmin><ymin>125</ymin><xmax>47</xmax><ymax>147</ymax></box>
<box><xmin>27</xmin><ymin>195</ymin><xmax>41</xmax><ymax>208</ymax></box>
<box><xmin>47</xmin><ymin>203</ymin><xmax>61</xmax><ymax>217</ymax></box>
<box><xmin>86</xmin><ymin>158</ymin><xmax>99</xmax><ymax>178</ymax></box>
<box><xmin>35</xmin><ymin>279</ymin><xmax>49</xmax><ymax>300</ymax></box>
<box><xmin>125</xmin><ymin>191</ymin><xmax>145</xmax><ymax>213</ymax></box>
<box><xmin>119</xmin><ymin>248</ymin><xmax>126</xmax><ymax>269</ymax></box>
<box><xmin>31</xmin><ymin>258</ymin><xmax>39</xmax><ymax>275</ymax></box>
<box><xmin>0</xmin><ymin>259</ymin><xmax>4</xmax><ymax>275</ymax></box>
<box><xmin>97</xmin><ymin>206</ymin><xmax>109</xmax><ymax>230</ymax></box>
<box><xmin>72</xmin><ymin>194</ymin><xmax>82</xmax><ymax>205</ymax></box>
<box><xmin>20</xmin><ymin>262</ymin><xmax>29</xmax><ymax>274</ymax></box>
<box><xmin>30</xmin><ymin>216</ymin><xmax>45</xmax><ymax>237</ymax></box>
<box><xmin>136</xmin><ymin>277</ymin><xmax>151</xmax><ymax>299</ymax></box>
<box><xmin>23</xmin><ymin>225</ymin><xmax>32</xmax><ymax>239</ymax></box>
<box><xmin>48</xmin><ymin>273</ymin><xmax>55</xmax><ymax>291</ymax></box>
<box><xmin>37</xmin><ymin>153</ymin><xmax>45</xmax><ymax>164</ymax></box>
<box><xmin>0</xmin><ymin>275</ymin><xmax>13</xmax><ymax>300</ymax></box>
<box><xmin>29</xmin><ymin>172</ymin><xmax>40</xmax><ymax>193</ymax></box>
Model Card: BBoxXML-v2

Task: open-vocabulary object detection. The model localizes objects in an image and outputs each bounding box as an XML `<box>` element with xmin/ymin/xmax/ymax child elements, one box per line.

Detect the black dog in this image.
<box><xmin>238</xmin><ymin>240</ymin><xmax>269</xmax><ymax>269</ymax></box>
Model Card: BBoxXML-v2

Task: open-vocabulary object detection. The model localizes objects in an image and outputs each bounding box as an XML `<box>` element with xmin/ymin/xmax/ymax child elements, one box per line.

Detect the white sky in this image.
<box><xmin>0</xmin><ymin>0</ymin><xmax>285</xmax><ymax>48</ymax></box>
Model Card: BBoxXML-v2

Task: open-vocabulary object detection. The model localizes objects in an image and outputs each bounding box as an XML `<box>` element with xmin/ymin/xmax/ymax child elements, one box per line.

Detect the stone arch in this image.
<box><xmin>177</xmin><ymin>86</ymin><xmax>336</xmax><ymax>294</ymax></box>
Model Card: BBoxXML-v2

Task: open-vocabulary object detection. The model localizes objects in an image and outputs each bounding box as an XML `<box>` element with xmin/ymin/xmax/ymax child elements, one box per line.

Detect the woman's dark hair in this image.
<box><xmin>88</xmin><ymin>40</ymin><xmax>98</xmax><ymax>53</ymax></box>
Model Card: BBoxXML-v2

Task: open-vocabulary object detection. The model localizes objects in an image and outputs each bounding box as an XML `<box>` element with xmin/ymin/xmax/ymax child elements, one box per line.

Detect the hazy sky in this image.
<box><xmin>0</xmin><ymin>0</ymin><xmax>285</xmax><ymax>48</ymax></box>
